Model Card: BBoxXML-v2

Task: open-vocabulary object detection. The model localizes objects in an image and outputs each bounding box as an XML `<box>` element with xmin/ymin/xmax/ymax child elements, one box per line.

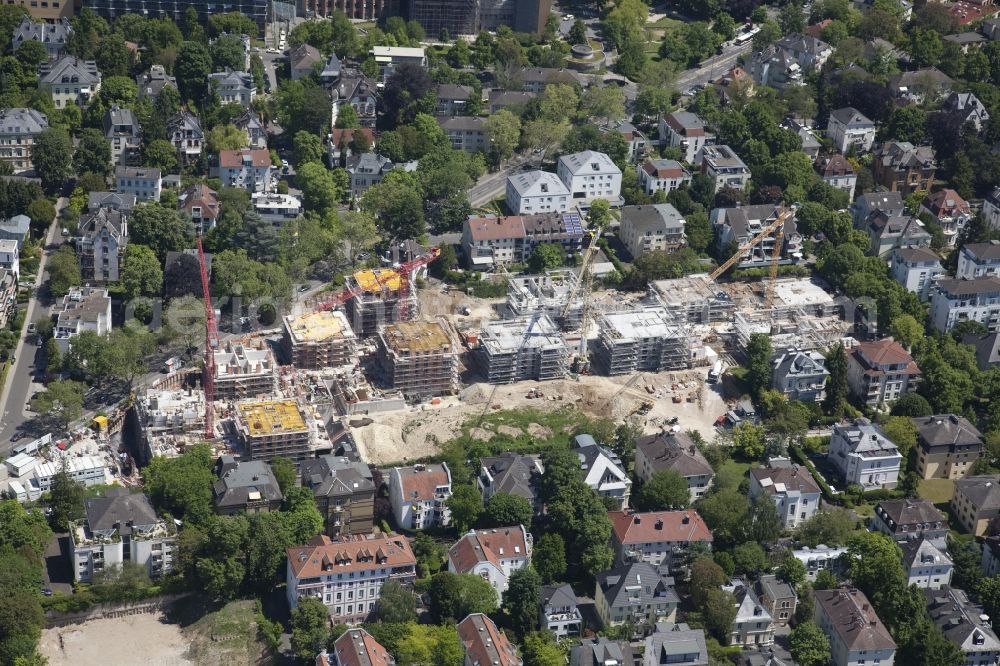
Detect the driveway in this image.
<box><xmin>43</xmin><ymin>534</ymin><xmax>74</xmax><ymax>594</ymax></box>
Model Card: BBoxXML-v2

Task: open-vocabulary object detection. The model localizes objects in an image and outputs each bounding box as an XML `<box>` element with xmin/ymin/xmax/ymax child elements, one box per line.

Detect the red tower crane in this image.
<box><xmin>197</xmin><ymin>237</ymin><xmax>219</xmax><ymax>440</ymax></box>
<box><xmin>313</xmin><ymin>247</ymin><xmax>442</xmax><ymax>316</ymax></box>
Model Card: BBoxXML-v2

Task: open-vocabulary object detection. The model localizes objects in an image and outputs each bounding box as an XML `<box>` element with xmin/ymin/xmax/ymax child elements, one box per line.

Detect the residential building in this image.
<box><xmin>8</xmin><ymin>0</ymin><xmax>73</xmax><ymax>21</ymax></box>
<box><xmin>608</xmin><ymin>509</ymin><xmax>713</xmax><ymax>568</ymax></box>
<box><xmin>253</xmin><ymin>193</ymin><xmax>303</xmax><ymax>226</ymax></box>
<box><xmin>511</xmin><ymin>66</ymin><xmax>581</xmax><ymax>94</ymax></box>
<box><xmin>659</xmin><ymin>111</ymin><xmax>713</xmax><ymax>164</ymax></box>
<box><xmin>136</xmin><ymin>65</ymin><xmax>175</xmax><ymax>101</ymax></box>
<box><xmin>574</xmin><ymin>434</ymin><xmax>631</xmax><ymax>509</ymax></box>
<box><xmin>0</xmin><ymin>268</ymin><xmax>14</xmax><ymax>328</ymax></box>
<box><xmin>282</xmin><ymin>310</ymin><xmax>356</xmax><ymax>370</ymax></box>
<box><xmin>755</xmin><ymin>575</ymin><xmax>797</xmax><ymax>626</ymax></box>
<box><xmin>577</xmin><ymin>191</ymin><xmax>646</xmax><ymax>247</ymax></box>
<box><xmin>233</xmin><ymin>400</ymin><xmax>322</xmax><ymax>463</ymax></box>
<box><xmin>166</xmin><ymin>110</ymin><xmax>203</xmax><ymax>164</ymax></box>
<box><xmin>943</xmin><ymin>31</ymin><xmax>987</xmax><ymax>52</ymax></box>
<box><xmin>0</xmin><ymin>214</ymin><xmax>30</xmax><ymax>250</ymax></box>
<box><xmin>829</xmin><ymin>420</ymin><xmax>903</xmax><ymax>490</ymax></box>
<box><xmin>772</xmin><ymin>350</ymin><xmax>829</xmax><ymax>403</ymax></box>
<box><xmin>925</xmin><ymin>586</ymin><xmax>1000</xmax><ymax>666</ymax></box>
<box><xmin>326</xmin><ymin>628</ymin><xmax>395</xmax><ymax>666</ymax></box>
<box><xmin>461</xmin><ymin>212</ymin><xmax>587</xmax><ymax>269</ymax></box>
<box><xmin>556</xmin><ymin>150</ymin><xmax>623</xmax><ymax>205</ymax></box>
<box><xmin>285</xmin><ymin>533</ymin><xmax>417</xmax><ymax>622</ymax></box>
<box><xmin>332</xmin><ymin>75</ymin><xmax>378</xmax><ymax>128</ymax></box>
<box><xmin>27</xmin><ymin>456</ymin><xmax>108</xmax><ymax>498</ymax></box>
<box><xmin>301</xmin><ymin>455</ymin><xmax>375</xmax><ymax>537</ymax></box>
<box><xmin>571</xmin><ymin>638</ymin><xmax>633</xmax><ymax>666</ymax></box>
<box><xmin>448</xmin><ymin>526</ymin><xmax>533</xmax><ymax>602</ymax></box>
<box><xmin>70</xmin><ymin>488</ymin><xmax>176</xmax><ymax>582</ymax></box>
<box><xmin>76</xmin><ymin>207</ymin><xmax>127</xmax><ymax>283</ymax></box>
<box><xmin>724</xmin><ymin>579</ymin><xmax>775</xmax><ymax>647</ymax></box>
<box><xmin>964</xmin><ymin>331</ymin><xmax>1000</xmax><ymax>371</ymax></box>
<box><xmin>457</xmin><ymin>614</ymin><xmax>522</xmax><ymax>666</ymax></box>
<box><xmin>634</xmin><ymin>431</ymin><xmax>714</xmax><ymax>501</ymax></box>
<box><xmin>614</xmin><ymin>121</ymin><xmax>648</xmax><ymax>163</ymax></box>
<box><xmin>506</xmin><ymin>171</ymin><xmax>570</xmax><ymax>215</ymax></box>
<box><xmin>871</xmin><ymin>498</ymin><xmax>949</xmax><ymax>544</ymax></box>
<box><xmin>595</xmin><ymin>561</ymin><xmax>679</xmax><ymax>627</ymax></box>
<box><xmin>888</xmin><ymin>67</ymin><xmax>953</xmax><ymax>103</ymax></box>
<box><xmin>913</xmin><ymin>414</ymin><xmax>983</xmax><ymax>480</ymax></box>
<box><xmin>329</xmin><ymin>127</ymin><xmax>375</xmax><ymax>162</ymax></box>
<box><xmin>982</xmin><ymin>535</ymin><xmax>1000</xmax><ymax>577</ymax></box>
<box><xmin>890</xmin><ymin>245</ymin><xmax>943</xmax><ymax>302</ymax></box>
<box><xmin>179</xmin><ymin>183</ymin><xmax>219</xmax><ymax>234</ymax></box>
<box><xmin>478</xmin><ymin>453</ymin><xmax>543</xmax><ymax>513</ymax></box>
<box><xmin>748</xmin><ymin>463</ymin><xmax>822</xmax><ymax>529</ymax></box>
<box><xmin>388</xmin><ymin>463</ymin><xmax>452</xmax><ymax>530</ymax></box>
<box><xmin>711</xmin><ymin>204</ymin><xmax>801</xmax><ymax>267</ymax></box>
<box><xmin>12</xmin><ymin>17</ymin><xmax>71</xmax><ymax>57</ymax></box>
<box><xmin>847</xmin><ymin>338</ymin><xmax>921</xmax><ymax>406</ymax></box>
<box><xmin>953</xmin><ymin>475</ymin><xmax>1000</xmax><ymax>535</ymax></box>
<box><xmin>852</xmin><ymin>191</ymin><xmax>905</xmax><ymax>228</ymax></box>
<box><xmin>872</xmin><ymin>141</ymin><xmax>937</xmax><ymax>194</ymax></box>
<box><xmin>38</xmin><ymin>56</ymin><xmax>101</xmax><ymax>108</ymax></box>
<box><xmin>234</xmin><ymin>110</ymin><xmax>267</xmax><ymax>150</ymax></box>
<box><xmin>540</xmin><ymin>584</ymin><xmax>582</xmax><ymax>638</ymax></box>
<box><xmin>88</xmin><ymin>191</ymin><xmax>135</xmax><ymax>214</ymax></box>
<box><xmin>435</xmin><ymin>84</ymin><xmax>474</xmax><ymax>116</ymax></box>
<box><xmin>637</xmin><ymin>159</ymin><xmax>691</xmax><ymax>197</ymax></box>
<box><xmin>866</xmin><ymin>212</ymin><xmax>932</xmax><ymax>257</ymax></box>
<box><xmin>488</xmin><ymin>90</ymin><xmax>536</xmax><ymax>114</ymax></box>
<box><xmin>697</xmin><ymin>145</ymin><xmax>752</xmax><ymax>192</ymax></box>
<box><xmin>438</xmin><ymin>116</ymin><xmax>489</xmax><ymax>153</ymax></box>
<box><xmin>942</xmin><ymin>91</ymin><xmax>990</xmax><ymax>133</ymax></box>
<box><xmin>115</xmin><ymin>166</ymin><xmax>161</xmax><ymax>202</ymax></box>
<box><xmin>921</xmin><ymin>189</ymin><xmax>971</xmax><ymax>245</ymax></box>
<box><xmin>53</xmin><ymin>286</ymin><xmax>111</xmax><ymax>352</ymax></box>
<box><xmin>815</xmin><ymin>154</ymin><xmax>857</xmax><ymax>200</ymax></box>
<box><xmin>826</xmin><ymin>107</ymin><xmax>876</xmax><ymax>154</ymax></box>
<box><xmin>477</xmin><ymin>314</ymin><xmax>568</xmax><ymax>383</ymax></box>
<box><xmin>814</xmin><ymin>588</ymin><xmax>897</xmax><ymax>666</ymax></box>
<box><xmin>787</xmin><ymin>117</ymin><xmax>822</xmax><ymax>158</ymax></box>
<box><xmin>643</xmin><ymin>624</ymin><xmax>708</xmax><ymax>666</ymax></box>
<box><xmin>931</xmin><ymin>276</ymin><xmax>1000</xmax><ymax>332</ymax></box>
<box><xmin>370</xmin><ymin>46</ymin><xmax>426</xmax><ymax>80</ymax></box>
<box><xmin>0</xmin><ymin>108</ymin><xmax>47</xmax><ymax>174</ymax></box>
<box><xmin>748</xmin><ymin>34</ymin><xmax>832</xmax><ymax>88</ymax></box>
<box><xmin>346</xmin><ymin>153</ymin><xmax>393</xmax><ymax>197</ymax></box>
<box><xmin>212</xmin><ymin>456</ymin><xmax>284</xmax><ymax>515</ymax></box>
<box><xmin>0</xmin><ymin>240</ymin><xmax>18</xmax><ymax>280</ymax></box>
<box><xmin>87</xmin><ymin>0</ymin><xmax>269</xmax><ymax>35</ymax></box>
<box><xmin>958</xmin><ymin>241</ymin><xmax>1000</xmax><ymax>280</ymax></box>
<box><xmin>103</xmin><ymin>105</ymin><xmax>140</xmax><ymax>166</ymax></box>
<box><xmin>215</xmin><ymin>149</ymin><xmax>273</xmax><ymax>193</ymax></box>
<box><xmin>208</xmin><ymin>69</ymin><xmax>256</xmax><ymax>107</ymax></box>
<box><xmin>900</xmin><ymin>539</ymin><xmax>952</xmax><ymax>589</ymax></box>
<box><xmin>289</xmin><ymin>43</ymin><xmax>322</xmax><ymax>80</ymax></box>
<box><xmin>792</xmin><ymin>545</ymin><xmax>848</xmax><ymax>582</ymax></box>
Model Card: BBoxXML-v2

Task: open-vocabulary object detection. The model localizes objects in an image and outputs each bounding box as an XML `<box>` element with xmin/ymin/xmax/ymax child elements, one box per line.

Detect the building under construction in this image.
<box><xmin>477</xmin><ymin>315</ymin><xmax>568</xmax><ymax>384</ymax></box>
<box><xmin>330</xmin><ymin>368</ymin><xmax>406</xmax><ymax>416</ymax></box>
<box><xmin>650</xmin><ymin>275</ymin><xmax>737</xmax><ymax>324</ymax></box>
<box><xmin>214</xmin><ymin>342</ymin><xmax>276</xmax><ymax>400</ymax></box>
<box><xmin>375</xmin><ymin>321</ymin><xmax>458</xmax><ymax>400</ymax></box>
<box><xmin>734</xmin><ymin>308</ymin><xmax>850</xmax><ymax>355</ymax></box>
<box><xmin>282</xmin><ymin>310</ymin><xmax>356</xmax><ymax>370</ymax></box>
<box><xmin>134</xmin><ymin>387</ymin><xmax>207</xmax><ymax>459</ymax></box>
<box><xmin>594</xmin><ymin>308</ymin><xmax>692</xmax><ymax>375</ymax></box>
<box><xmin>344</xmin><ymin>267</ymin><xmax>419</xmax><ymax>338</ymax></box>
<box><xmin>233</xmin><ymin>399</ymin><xmax>329</xmax><ymax>463</ymax></box>
<box><xmin>507</xmin><ymin>271</ymin><xmax>584</xmax><ymax>327</ymax></box>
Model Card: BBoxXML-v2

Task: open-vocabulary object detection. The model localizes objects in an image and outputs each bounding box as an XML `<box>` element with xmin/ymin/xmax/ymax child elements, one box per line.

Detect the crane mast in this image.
<box><xmin>197</xmin><ymin>237</ymin><xmax>219</xmax><ymax>440</ymax></box>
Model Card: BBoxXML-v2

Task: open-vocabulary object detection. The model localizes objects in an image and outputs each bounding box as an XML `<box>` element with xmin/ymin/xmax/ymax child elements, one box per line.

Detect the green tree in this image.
<box><xmin>31</xmin><ymin>127</ymin><xmax>73</xmax><ymax>192</ymax></box>
<box><xmin>635</xmin><ymin>87</ymin><xmax>673</xmax><ymax>121</ymax></box>
<box><xmin>581</xmin><ymin>86</ymin><xmax>626</xmax><ymax>126</ymax></box>
<box><xmin>690</xmin><ymin>555</ymin><xmax>727</xmax><ymax>607</ymax></box>
<box><xmin>429</xmin><ymin>571</ymin><xmax>498</xmax><ymax>623</ymax></box>
<box><xmin>293</xmin><ymin>131</ymin><xmax>326</xmax><ymax>166</ymax></box>
<box><xmin>798</xmin><ymin>507</ymin><xmax>859</xmax><ymax>547</ymax></box>
<box><xmin>15</xmin><ymin>40</ymin><xmax>48</xmax><ymax>69</ymax></box>
<box><xmin>335</xmin><ymin>104</ymin><xmax>359</xmax><ymax>129</ymax></box>
<box><xmin>143</xmin><ymin>139</ymin><xmax>178</xmax><ymax>173</ymax></box>
<box><xmin>270</xmin><ymin>457</ymin><xmax>297</xmax><ymax>496</ymax></box>
<box><xmin>882</xmin><ymin>416</ymin><xmax>918</xmax><ymax>458</ymax></box>
<box><xmin>291</xmin><ymin>597</ymin><xmax>330</xmax><ymax>660</ymax></box>
<box><xmin>46</xmin><ymin>338</ymin><xmax>63</xmax><ymax>374</ymax></box>
<box><xmin>824</xmin><ymin>342</ymin><xmax>849</xmax><ymax>416</ymax></box>
<box><xmin>206</xmin><ymin>124</ymin><xmax>247</xmax><ymax>152</ymax></box>
<box><xmin>143</xmin><ymin>443</ymin><xmax>216</xmax><ymax>524</ymax></box>
<box><xmin>503</xmin><ymin>566</ymin><xmax>541</xmax><ymax>637</ymax></box>
<box><xmin>47</xmin><ymin>469</ymin><xmax>86</xmax><ymax>530</ymax></box>
<box><xmin>26</xmin><ymin>198</ymin><xmax>55</xmax><ymax>227</ymax></box>
<box><xmin>778</xmin><ymin>556</ymin><xmax>807</xmax><ymax>587</ymax></box>
<box><xmin>30</xmin><ymin>379</ymin><xmax>85</xmax><ymax>428</ymax></box>
<box><xmin>360</xmin><ymin>174</ymin><xmax>426</xmax><ymax>239</ymax></box>
<box><xmin>377</xmin><ymin>579</ymin><xmax>417</xmax><ymax>624</ymax></box>
<box><xmin>296</xmin><ymin>161</ymin><xmax>343</xmax><ymax>216</ymax></box>
<box><xmin>746</xmin><ymin>333</ymin><xmax>773</xmax><ymax>398</ymax></box>
<box><xmin>482</xmin><ymin>493</ymin><xmax>533</xmax><ymax>528</ymax></box>
<box><xmin>790</xmin><ymin>620</ymin><xmax>831</xmax><ymax>666</ymax></box>
<box><xmin>446</xmin><ymin>485</ymin><xmax>482</xmax><ymax>532</ymax></box>
<box><xmin>890</xmin><ymin>314</ymin><xmax>923</xmax><ymax>350</ymax></box>
<box><xmin>731</xmin><ymin>422</ymin><xmax>767</xmax><ymax>460</ymax></box>
<box><xmin>847</xmin><ymin>531</ymin><xmax>904</xmax><ymax>608</ymax></box>
<box><xmin>637</xmin><ymin>470</ymin><xmax>690</xmax><ymax>510</ymax></box>
<box><xmin>528</xmin><ymin>243</ymin><xmax>566</xmax><ymax>272</ymax></box>
<box><xmin>121</xmin><ymin>244</ymin><xmax>163</xmax><ymax>299</ymax></box>
<box><xmin>0</xmin><ymin>590</ymin><xmax>44</xmax><ymax>665</ymax></box>
<box><xmin>532</xmin><ymin>533</ymin><xmax>566</xmax><ymax>584</ymax></box>
<box><xmin>484</xmin><ymin>109</ymin><xmax>521</xmax><ymax>166</ymax></box>
<box><xmin>522</xmin><ymin>631</ymin><xmax>565</xmax><ymax>666</ymax></box>
<box><xmin>73</xmin><ymin>128</ymin><xmax>112</xmax><ymax>178</ymax></box>
<box><xmin>209</xmin><ymin>33</ymin><xmax>245</xmax><ymax>71</ymax></box>
<box><xmin>891</xmin><ymin>393</ymin><xmax>933</xmax><ymax>417</ymax></box>
<box><xmin>703</xmin><ymin>588</ymin><xmax>738</xmax><ymax>644</ymax></box>
<box><xmin>129</xmin><ymin>204</ymin><xmax>192</xmax><ymax>262</ymax></box>
<box><xmin>175</xmin><ymin>41</ymin><xmax>212</xmax><ymax>102</ymax></box>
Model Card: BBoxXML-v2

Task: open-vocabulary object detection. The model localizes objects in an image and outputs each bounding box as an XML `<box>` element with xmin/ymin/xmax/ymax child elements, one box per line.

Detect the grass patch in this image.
<box><xmin>460</xmin><ymin>406</ymin><xmax>592</xmax><ymax>453</ymax></box>
<box><xmin>919</xmin><ymin>478</ymin><xmax>955</xmax><ymax>504</ymax></box>
<box><xmin>649</xmin><ymin>16</ymin><xmax>683</xmax><ymax>29</ymax></box>
<box><xmin>182</xmin><ymin>600</ymin><xmax>272</xmax><ymax>663</ymax></box>
<box><xmin>715</xmin><ymin>458</ymin><xmax>752</xmax><ymax>490</ymax></box>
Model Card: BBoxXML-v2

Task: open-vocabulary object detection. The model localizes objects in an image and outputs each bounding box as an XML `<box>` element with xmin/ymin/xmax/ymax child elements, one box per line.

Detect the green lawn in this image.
<box><xmin>919</xmin><ymin>478</ymin><xmax>955</xmax><ymax>504</ymax></box>
<box><xmin>715</xmin><ymin>458</ymin><xmax>752</xmax><ymax>490</ymax></box>
<box><xmin>649</xmin><ymin>16</ymin><xmax>683</xmax><ymax>29</ymax></box>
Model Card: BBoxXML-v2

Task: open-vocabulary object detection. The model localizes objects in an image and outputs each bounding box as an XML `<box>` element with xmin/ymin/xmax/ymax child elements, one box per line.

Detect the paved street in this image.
<box><xmin>675</xmin><ymin>42</ymin><xmax>753</xmax><ymax>92</ymax></box>
<box><xmin>0</xmin><ymin>203</ymin><xmax>64</xmax><ymax>454</ymax></box>
<box><xmin>467</xmin><ymin>156</ymin><xmax>534</xmax><ymax>208</ymax></box>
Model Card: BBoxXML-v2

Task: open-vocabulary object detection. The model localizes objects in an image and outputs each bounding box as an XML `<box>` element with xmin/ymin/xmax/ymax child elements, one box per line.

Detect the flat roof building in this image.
<box><xmin>375</xmin><ymin>321</ymin><xmax>458</xmax><ymax>400</ymax></box>
<box><xmin>214</xmin><ymin>342</ymin><xmax>275</xmax><ymax>400</ymax></box>
<box><xmin>595</xmin><ymin>308</ymin><xmax>691</xmax><ymax>375</ymax></box>
<box><xmin>478</xmin><ymin>315</ymin><xmax>568</xmax><ymax>384</ymax></box>
<box><xmin>234</xmin><ymin>400</ymin><xmax>324</xmax><ymax>463</ymax></box>
<box><xmin>282</xmin><ymin>310</ymin><xmax>357</xmax><ymax>370</ymax></box>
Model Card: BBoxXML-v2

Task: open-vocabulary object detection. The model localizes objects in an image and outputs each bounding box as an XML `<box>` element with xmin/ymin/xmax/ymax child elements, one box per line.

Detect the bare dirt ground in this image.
<box><xmin>40</xmin><ymin>613</ymin><xmax>195</xmax><ymax>666</ymax></box>
<box><xmin>352</xmin><ymin>366</ymin><xmax>728</xmax><ymax>465</ymax></box>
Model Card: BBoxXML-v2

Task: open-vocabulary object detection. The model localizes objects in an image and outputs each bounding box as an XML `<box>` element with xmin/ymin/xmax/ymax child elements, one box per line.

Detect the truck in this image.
<box><xmin>708</xmin><ymin>359</ymin><xmax>725</xmax><ymax>383</ymax></box>
<box><xmin>162</xmin><ymin>356</ymin><xmax>182</xmax><ymax>373</ymax></box>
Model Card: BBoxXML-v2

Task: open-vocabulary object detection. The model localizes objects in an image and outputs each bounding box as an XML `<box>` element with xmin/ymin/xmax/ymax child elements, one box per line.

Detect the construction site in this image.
<box><xmin>213</xmin><ymin>342</ymin><xmax>276</xmax><ymax>400</ymax></box>
<box><xmin>594</xmin><ymin>308</ymin><xmax>693</xmax><ymax>375</ymax></box>
<box><xmin>507</xmin><ymin>271</ymin><xmax>584</xmax><ymax>325</ymax></box>
<box><xmin>477</xmin><ymin>315</ymin><xmax>569</xmax><ymax>384</ymax></box>
<box><xmin>282</xmin><ymin>309</ymin><xmax>357</xmax><ymax>369</ymax></box>
<box><xmin>374</xmin><ymin>320</ymin><xmax>458</xmax><ymax>400</ymax></box>
<box><xmin>231</xmin><ymin>399</ymin><xmax>331</xmax><ymax>462</ymax></box>
<box><xmin>344</xmin><ymin>267</ymin><xmax>418</xmax><ymax>337</ymax></box>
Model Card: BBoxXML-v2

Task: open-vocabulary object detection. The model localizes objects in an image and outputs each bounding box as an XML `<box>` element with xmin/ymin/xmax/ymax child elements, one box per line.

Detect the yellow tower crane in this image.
<box><xmin>708</xmin><ymin>207</ymin><xmax>794</xmax><ymax>307</ymax></box>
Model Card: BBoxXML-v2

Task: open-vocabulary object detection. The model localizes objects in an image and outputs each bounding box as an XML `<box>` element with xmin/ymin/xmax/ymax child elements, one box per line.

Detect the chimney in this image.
<box><xmin>682</xmin><ymin>514</ymin><xmax>690</xmax><ymax>524</ymax></box>
<box><xmin>634</xmin><ymin>516</ymin><xmax>641</xmax><ymax>524</ymax></box>
<box><xmin>655</xmin><ymin>519</ymin><xmax>664</xmax><ymax>530</ymax></box>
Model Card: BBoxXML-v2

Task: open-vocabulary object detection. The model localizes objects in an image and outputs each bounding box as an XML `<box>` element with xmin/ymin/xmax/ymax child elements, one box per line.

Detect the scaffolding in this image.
<box><xmin>507</xmin><ymin>271</ymin><xmax>584</xmax><ymax>327</ymax></box>
<box><xmin>282</xmin><ymin>310</ymin><xmax>357</xmax><ymax>370</ymax></box>
<box><xmin>374</xmin><ymin>320</ymin><xmax>458</xmax><ymax>400</ymax></box>
<box><xmin>213</xmin><ymin>342</ymin><xmax>277</xmax><ymax>400</ymax></box>
<box><xmin>344</xmin><ymin>267</ymin><xmax>419</xmax><ymax>338</ymax></box>
<box><xmin>477</xmin><ymin>315</ymin><xmax>568</xmax><ymax>384</ymax></box>
<box><xmin>232</xmin><ymin>399</ymin><xmax>330</xmax><ymax>462</ymax></box>
<box><xmin>733</xmin><ymin>307</ymin><xmax>850</xmax><ymax>355</ymax></box>
<box><xmin>594</xmin><ymin>308</ymin><xmax>693</xmax><ymax>375</ymax></box>
<box><xmin>649</xmin><ymin>274</ymin><xmax>738</xmax><ymax>324</ymax></box>
<box><xmin>329</xmin><ymin>367</ymin><xmax>406</xmax><ymax>416</ymax></box>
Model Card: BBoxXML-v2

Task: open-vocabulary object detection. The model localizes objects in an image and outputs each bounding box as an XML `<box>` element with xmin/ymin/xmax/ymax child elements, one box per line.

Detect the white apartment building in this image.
<box><xmin>38</xmin><ymin>56</ymin><xmax>101</xmax><ymax>108</ymax></box>
<box><xmin>208</xmin><ymin>69</ymin><xmax>256</xmax><ymax>107</ymax></box>
<box><xmin>658</xmin><ymin>110</ymin><xmax>713</xmax><ymax>164</ymax></box>
<box><xmin>637</xmin><ymin>159</ymin><xmax>692</xmax><ymax>197</ymax></box>
<box><xmin>900</xmin><ymin>539</ymin><xmax>953</xmax><ymax>589</ymax></box>
<box><xmin>556</xmin><ymin>150</ymin><xmax>622</xmax><ymax>205</ymax></box>
<box><xmin>214</xmin><ymin>149</ymin><xmax>274</xmax><ymax>193</ymax></box>
<box><xmin>619</xmin><ymin>204</ymin><xmax>686</xmax><ymax>259</ymax></box>
<box><xmin>166</xmin><ymin>110</ymin><xmax>203</xmax><ymax>164</ymax></box>
<box><xmin>115</xmin><ymin>166</ymin><xmax>161</xmax><ymax>202</ymax></box>
<box><xmin>792</xmin><ymin>545</ymin><xmax>848</xmax><ymax>582</ymax></box>
<box><xmin>957</xmin><ymin>241</ymin><xmax>1000</xmax><ymax>280</ymax></box>
<box><xmin>0</xmin><ymin>108</ymin><xmax>48</xmax><ymax>174</ymax></box>
<box><xmin>814</xmin><ymin>588</ymin><xmax>896</xmax><ymax>666</ymax></box>
<box><xmin>252</xmin><ymin>193</ymin><xmax>302</xmax><ymax>226</ymax></box>
<box><xmin>0</xmin><ymin>239</ymin><xmax>18</xmax><ymax>280</ymax></box>
<box><xmin>53</xmin><ymin>286</ymin><xmax>112</xmax><ymax>352</ymax></box>
<box><xmin>749</xmin><ymin>463</ymin><xmax>822</xmax><ymax>529</ymax></box>
<box><xmin>506</xmin><ymin>170</ymin><xmax>570</xmax><ymax>215</ymax></box>
<box><xmin>985</xmin><ymin>187</ymin><xmax>1000</xmax><ymax>230</ymax></box>
<box><xmin>285</xmin><ymin>534</ymin><xmax>417</xmax><ymax>623</ymax></box>
<box><xmin>448</xmin><ymin>526</ymin><xmax>532</xmax><ymax>602</ymax></box>
<box><xmin>370</xmin><ymin>45</ymin><xmax>426</xmax><ymax>79</ymax></box>
<box><xmin>826</xmin><ymin>107</ymin><xmax>876</xmax><ymax>154</ymax></box>
<box><xmin>697</xmin><ymin>145</ymin><xmax>751</xmax><ymax>192</ymax></box>
<box><xmin>890</xmin><ymin>246</ymin><xmax>943</xmax><ymax>302</ymax></box>
<box><xmin>608</xmin><ymin>510</ymin><xmax>714</xmax><ymax>568</ymax></box>
<box><xmin>25</xmin><ymin>455</ymin><xmax>109</xmax><ymax>501</ymax></box>
<box><xmin>388</xmin><ymin>463</ymin><xmax>452</xmax><ymax>530</ymax></box>
<box><xmin>829</xmin><ymin>420</ymin><xmax>902</xmax><ymax>490</ymax></box>
<box><xmin>930</xmin><ymin>276</ymin><xmax>1000</xmax><ymax>332</ymax></box>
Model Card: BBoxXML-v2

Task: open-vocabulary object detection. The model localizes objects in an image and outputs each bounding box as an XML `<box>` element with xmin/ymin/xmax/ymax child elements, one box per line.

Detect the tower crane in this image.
<box><xmin>559</xmin><ymin>226</ymin><xmax>604</xmax><ymax>373</ymax></box>
<box><xmin>312</xmin><ymin>247</ymin><xmax>442</xmax><ymax>314</ymax></box>
<box><xmin>707</xmin><ymin>207</ymin><xmax>794</xmax><ymax>307</ymax></box>
<box><xmin>197</xmin><ymin>237</ymin><xmax>219</xmax><ymax>440</ymax></box>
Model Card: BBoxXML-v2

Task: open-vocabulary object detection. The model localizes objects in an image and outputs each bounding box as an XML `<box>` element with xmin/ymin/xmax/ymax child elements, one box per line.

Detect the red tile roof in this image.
<box><xmin>923</xmin><ymin>189</ymin><xmax>969</xmax><ymax>218</ymax></box>
<box><xmin>332</xmin><ymin>127</ymin><xmax>375</xmax><ymax>148</ymax></box>
<box><xmin>393</xmin><ymin>463</ymin><xmax>451</xmax><ymax>502</ymax></box>
<box><xmin>333</xmin><ymin>628</ymin><xmax>395</xmax><ymax>666</ymax></box>
<box><xmin>805</xmin><ymin>19</ymin><xmax>832</xmax><ymax>38</ymax></box>
<box><xmin>449</xmin><ymin>526</ymin><xmax>530</xmax><ymax>573</ymax></box>
<box><xmin>642</xmin><ymin>160</ymin><xmax>686</xmax><ymax>179</ymax></box>
<box><xmin>218</xmin><ymin>148</ymin><xmax>271</xmax><ymax>169</ymax></box>
<box><xmin>458</xmin><ymin>614</ymin><xmax>522</xmax><ymax>666</ymax></box>
<box><xmin>851</xmin><ymin>339</ymin><xmax>920</xmax><ymax>375</ymax></box>
<box><xmin>466</xmin><ymin>215</ymin><xmax>527</xmax><ymax>242</ymax></box>
<box><xmin>608</xmin><ymin>510</ymin><xmax>713</xmax><ymax>545</ymax></box>
<box><xmin>287</xmin><ymin>533</ymin><xmax>416</xmax><ymax>579</ymax></box>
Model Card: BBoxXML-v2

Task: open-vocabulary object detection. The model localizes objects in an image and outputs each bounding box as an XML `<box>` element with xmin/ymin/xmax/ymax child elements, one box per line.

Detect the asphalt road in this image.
<box><xmin>675</xmin><ymin>42</ymin><xmax>753</xmax><ymax>92</ymax></box>
<box><xmin>467</xmin><ymin>156</ymin><xmax>534</xmax><ymax>208</ymax></box>
<box><xmin>0</xmin><ymin>204</ymin><xmax>64</xmax><ymax>454</ymax></box>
